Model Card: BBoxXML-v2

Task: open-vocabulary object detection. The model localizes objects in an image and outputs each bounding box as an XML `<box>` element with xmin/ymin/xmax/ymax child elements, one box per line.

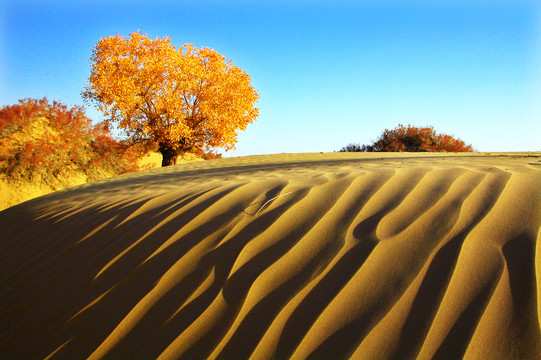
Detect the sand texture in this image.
<box><xmin>1</xmin><ymin>152</ymin><xmax>540</xmax><ymax>359</ymax></box>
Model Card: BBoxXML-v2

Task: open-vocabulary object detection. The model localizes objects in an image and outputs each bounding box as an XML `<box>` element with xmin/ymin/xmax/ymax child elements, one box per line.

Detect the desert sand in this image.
<box><xmin>0</xmin><ymin>151</ymin><xmax>202</xmax><ymax>211</ymax></box>
<box><xmin>1</xmin><ymin>152</ymin><xmax>540</xmax><ymax>359</ymax></box>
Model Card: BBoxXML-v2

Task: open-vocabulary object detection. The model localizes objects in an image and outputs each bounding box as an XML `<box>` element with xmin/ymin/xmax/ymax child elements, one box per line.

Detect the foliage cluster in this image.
<box><xmin>0</xmin><ymin>98</ymin><xmax>140</xmax><ymax>188</ymax></box>
<box><xmin>340</xmin><ymin>124</ymin><xmax>473</xmax><ymax>153</ymax></box>
<box><xmin>83</xmin><ymin>32</ymin><xmax>258</xmax><ymax>166</ymax></box>
<box><xmin>192</xmin><ymin>148</ymin><xmax>222</xmax><ymax>160</ymax></box>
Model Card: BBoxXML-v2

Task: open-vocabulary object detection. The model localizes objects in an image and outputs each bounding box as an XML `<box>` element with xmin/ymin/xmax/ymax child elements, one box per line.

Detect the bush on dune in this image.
<box><xmin>0</xmin><ymin>98</ymin><xmax>140</xmax><ymax>189</ymax></box>
<box><xmin>339</xmin><ymin>124</ymin><xmax>473</xmax><ymax>153</ymax></box>
<box><xmin>339</xmin><ymin>143</ymin><xmax>374</xmax><ymax>153</ymax></box>
<box><xmin>192</xmin><ymin>147</ymin><xmax>222</xmax><ymax>160</ymax></box>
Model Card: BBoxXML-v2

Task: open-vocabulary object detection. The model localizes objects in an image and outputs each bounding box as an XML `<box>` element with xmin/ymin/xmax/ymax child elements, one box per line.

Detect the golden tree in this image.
<box><xmin>83</xmin><ymin>32</ymin><xmax>259</xmax><ymax>166</ymax></box>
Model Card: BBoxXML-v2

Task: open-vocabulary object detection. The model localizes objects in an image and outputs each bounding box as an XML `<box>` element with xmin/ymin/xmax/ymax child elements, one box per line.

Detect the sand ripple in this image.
<box><xmin>1</xmin><ymin>153</ymin><xmax>540</xmax><ymax>359</ymax></box>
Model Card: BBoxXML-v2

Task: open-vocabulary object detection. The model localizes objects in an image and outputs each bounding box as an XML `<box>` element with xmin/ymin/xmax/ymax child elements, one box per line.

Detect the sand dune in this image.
<box><xmin>1</xmin><ymin>152</ymin><xmax>540</xmax><ymax>359</ymax></box>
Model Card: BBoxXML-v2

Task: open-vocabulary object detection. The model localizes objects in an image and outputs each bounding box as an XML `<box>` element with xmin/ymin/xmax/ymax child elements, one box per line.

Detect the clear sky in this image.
<box><xmin>2</xmin><ymin>0</ymin><xmax>540</xmax><ymax>155</ymax></box>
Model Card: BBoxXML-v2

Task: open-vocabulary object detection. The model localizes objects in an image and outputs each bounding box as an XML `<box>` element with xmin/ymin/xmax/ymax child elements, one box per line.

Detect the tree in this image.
<box><xmin>82</xmin><ymin>32</ymin><xmax>259</xmax><ymax>166</ymax></box>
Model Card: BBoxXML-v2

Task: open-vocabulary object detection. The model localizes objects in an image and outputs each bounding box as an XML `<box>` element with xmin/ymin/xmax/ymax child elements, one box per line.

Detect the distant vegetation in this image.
<box><xmin>339</xmin><ymin>124</ymin><xmax>473</xmax><ymax>153</ymax></box>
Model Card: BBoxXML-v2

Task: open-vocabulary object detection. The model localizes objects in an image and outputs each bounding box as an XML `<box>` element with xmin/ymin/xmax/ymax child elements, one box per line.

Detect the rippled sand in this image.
<box><xmin>1</xmin><ymin>152</ymin><xmax>540</xmax><ymax>359</ymax></box>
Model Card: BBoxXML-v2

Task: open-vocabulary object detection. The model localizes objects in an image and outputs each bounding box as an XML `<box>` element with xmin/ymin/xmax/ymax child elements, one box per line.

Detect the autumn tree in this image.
<box><xmin>82</xmin><ymin>32</ymin><xmax>259</xmax><ymax>166</ymax></box>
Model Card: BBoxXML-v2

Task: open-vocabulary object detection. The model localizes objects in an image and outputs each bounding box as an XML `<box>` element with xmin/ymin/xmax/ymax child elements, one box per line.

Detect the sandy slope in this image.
<box><xmin>0</xmin><ymin>151</ymin><xmax>202</xmax><ymax>212</ymax></box>
<box><xmin>1</xmin><ymin>152</ymin><xmax>540</xmax><ymax>360</ymax></box>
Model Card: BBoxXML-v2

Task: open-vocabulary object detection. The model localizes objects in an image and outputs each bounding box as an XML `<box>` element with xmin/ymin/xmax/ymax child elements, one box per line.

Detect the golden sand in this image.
<box><xmin>0</xmin><ymin>151</ymin><xmax>202</xmax><ymax>211</ymax></box>
<box><xmin>1</xmin><ymin>152</ymin><xmax>540</xmax><ymax>359</ymax></box>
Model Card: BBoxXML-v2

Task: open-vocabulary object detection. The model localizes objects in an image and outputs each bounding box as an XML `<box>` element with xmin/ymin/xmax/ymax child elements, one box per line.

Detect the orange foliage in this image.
<box><xmin>83</xmin><ymin>31</ymin><xmax>259</xmax><ymax>166</ymax></box>
<box><xmin>0</xmin><ymin>98</ymin><xmax>139</xmax><ymax>186</ymax></box>
<box><xmin>372</xmin><ymin>124</ymin><xmax>473</xmax><ymax>152</ymax></box>
<box><xmin>192</xmin><ymin>147</ymin><xmax>222</xmax><ymax>160</ymax></box>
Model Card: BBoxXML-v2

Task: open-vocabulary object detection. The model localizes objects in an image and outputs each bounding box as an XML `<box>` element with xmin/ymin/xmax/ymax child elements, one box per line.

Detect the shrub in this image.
<box><xmin>0</xmin><ymin>98</ymin><xmax>140</xmax><ymax>187</ymax></box>
<box><xmin>339</xmin><ymin>143</ymin><xmax>375</xmax><ymax>152</ymax></box>
<box><xmin>372</xmin><ymin>125</ymin><xmax>473</xmax><ymax>152</ymax></box>
<box><xmin>338</xmin><ymin>124</ymin><xmax>473</xmax><ymax>153</ymax></box>
<box><xmin>192</xmin><ymin>147</ymin><xmax>222</xmax><ymax>160</ymax></box>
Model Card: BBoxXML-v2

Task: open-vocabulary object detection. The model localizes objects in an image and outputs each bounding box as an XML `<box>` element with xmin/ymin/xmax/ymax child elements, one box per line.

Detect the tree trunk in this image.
<box><xmin>159</xmin><ymin>142</ymin><xmax>179</xmax><ymax>167</ymax></box>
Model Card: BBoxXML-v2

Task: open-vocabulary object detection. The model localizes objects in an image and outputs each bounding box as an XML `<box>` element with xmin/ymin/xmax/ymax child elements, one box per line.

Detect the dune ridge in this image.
<box><xmin>1</xmin><ymin>152</ymin><xmax>540</xmax><ymax>359</ymax></box>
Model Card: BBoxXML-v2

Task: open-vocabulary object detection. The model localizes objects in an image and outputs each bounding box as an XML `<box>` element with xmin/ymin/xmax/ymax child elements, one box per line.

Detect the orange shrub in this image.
<box><xmin>339</xmin><ymin>125</ymin><xmax>473</xmax><ymax>153</ymax></box>
<box><xmin>372</xmin><ymin>125</ymin><xmax>473</xmax><ymax>152</ymax></box>
<box><xmin>192</xmin><ymin>147</ymin><xmax>222</xmax><ymax>160</ymax></box>
<box><xmin>0</xmin><ymin>98</ymin><xmax>140</xmax><ymax>186</ymax></box>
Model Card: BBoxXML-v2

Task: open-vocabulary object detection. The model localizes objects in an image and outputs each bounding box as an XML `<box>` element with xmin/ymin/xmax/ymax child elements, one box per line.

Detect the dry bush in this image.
<box><xmin>192</xmin><ymin>147</ymin><xmax>222</xmax><ymax>160</ymax></box>
<box><xmin>0</xmin><ymin>98</ymin><xmax>140</xmax><ymax>188</ymax></box>
<box><xmin>372</xmin><ymin>124</ymin><xmax>473</xmax><ymax>152</ymax></box>
<box><xmin>338</xmin><ymin>143</ymin><xmax>374</xmax><ymax>152</ymax></box>
<box><xmin>339</xmin><ymin>124</ymin><xmax>473</xmax><ymax>153</ymax></box>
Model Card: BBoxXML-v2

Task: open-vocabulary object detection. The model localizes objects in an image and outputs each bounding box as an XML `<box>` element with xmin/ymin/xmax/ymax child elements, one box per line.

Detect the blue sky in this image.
<box><xmin>1</xmin><ymin>0</ymin><xmax>540</xmax><ymax>155</ymax></box>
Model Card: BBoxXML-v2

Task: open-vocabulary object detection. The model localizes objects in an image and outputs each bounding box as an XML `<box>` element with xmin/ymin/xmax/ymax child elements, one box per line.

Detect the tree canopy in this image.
<box><xmin>83</xmin><ymin>32</ymin><xmax>259</xmax><ymax>166</ymax></box>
